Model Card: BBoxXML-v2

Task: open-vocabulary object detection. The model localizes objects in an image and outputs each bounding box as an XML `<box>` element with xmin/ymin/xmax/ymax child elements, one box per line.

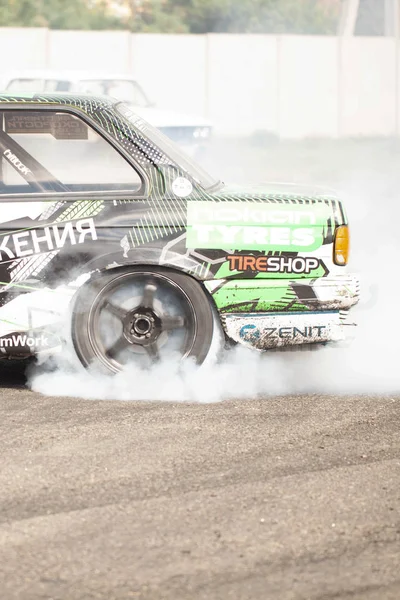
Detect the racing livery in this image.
<box><xmin>0</xmin><ymin>92</ymin><xmax>359</xmax><ymax>373</ymax></box>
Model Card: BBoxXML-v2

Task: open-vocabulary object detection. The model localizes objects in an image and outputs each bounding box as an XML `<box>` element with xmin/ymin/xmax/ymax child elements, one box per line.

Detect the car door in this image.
<box><xmin>0</xmin><ymin>106</ymin><xmax>148</xmax><ymax>284</ymax></box>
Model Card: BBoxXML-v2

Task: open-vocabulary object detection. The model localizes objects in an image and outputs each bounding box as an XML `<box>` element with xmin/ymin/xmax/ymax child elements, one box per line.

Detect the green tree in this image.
<box><xmin>118</xmin><ymin>0</ymin><xmax>341</xmax><ymax>34</ymax></box>
<box><xmin>177</xmin><ymin>0</ymin><xmax>341</xmax><ymax>34</ymax></box>
<box><xmin>0</xmin><ymin>0</ymin><xmax>341</xmax><ymax>33</ymax></box>
<box><xmin>123</xmin><ymin>0</ymin><xmax>189</xmax><ymax>33</ymax></box>
<box><xmin>0</xmin><ymin>0</ymin><xmax>124</xmax><ymax>29</ymax></box>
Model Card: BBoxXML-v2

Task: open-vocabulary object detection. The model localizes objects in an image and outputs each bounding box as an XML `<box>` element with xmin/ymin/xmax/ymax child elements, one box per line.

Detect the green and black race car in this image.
<box><xmin>0</xmin><ymin>92</ymin><xmax>359</xmax><ymax>373</ymax></box>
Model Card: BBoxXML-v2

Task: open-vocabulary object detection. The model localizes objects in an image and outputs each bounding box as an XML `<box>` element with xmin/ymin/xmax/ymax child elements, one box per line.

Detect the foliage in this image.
<box><xmin>0</xmin><ymin>0</ymin><xmax>342</xmax><ymax>34</ymax></box>
<box><xmin>166</xmin><ymin>0</ymin><xmax>341</xmax><ymax>35</ymax></box>
<box><xmin>0</xmin><ymin>0</ymin><xmax>124</xmax><ymax>29</ymax></box>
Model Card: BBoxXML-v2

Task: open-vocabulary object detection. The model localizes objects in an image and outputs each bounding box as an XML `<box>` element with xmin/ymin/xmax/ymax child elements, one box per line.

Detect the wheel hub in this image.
<box><xmin>132</xmin><ymin>313</ymin><xmax>153</xmax><ymax>336</ymax></box>
<box><xmin>123</xmin><ymin>309</ymin><xmax>161</xmax><ymax>344</ymax></box>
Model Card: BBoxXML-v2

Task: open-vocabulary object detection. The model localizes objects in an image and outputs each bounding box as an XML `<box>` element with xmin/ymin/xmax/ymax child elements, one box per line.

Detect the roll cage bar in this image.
<box><xmin>0</xmin><ymin>114</ymin><xmax>68</xmax><ymax>194</ymax></box>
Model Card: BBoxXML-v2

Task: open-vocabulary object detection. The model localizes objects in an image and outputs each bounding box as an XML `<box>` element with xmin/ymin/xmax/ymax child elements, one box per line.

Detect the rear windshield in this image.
<box><xmin>78</xmin><ymin>79</ymin><xmax>150</xmax><ymax>108</ymax></box>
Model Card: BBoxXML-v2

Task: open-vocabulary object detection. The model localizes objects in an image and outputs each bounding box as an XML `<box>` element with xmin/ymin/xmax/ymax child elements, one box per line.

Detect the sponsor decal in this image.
<box><xmin>186</xmin><ymin>202</ymin><xmax>331</xmax><ymax>251</ymax></box>
<box><xmin>172</xmin><ymin>177</ymin><xmax>193</xmax><ymax>198</ymax></box>
<box><xmin>188</xmin><ymin>202</ymin><xmax>329</xmax><ymax>226</ymax></box>
<box><xmin>3</xmin><ymin>149</ymin><xmax>31</xmax><ymax>176</ymax></box>
<box><xmin>227</xmin><ymin>254</ymin><xmax>323</xmax><ymax>275</ymax></box>
<box><xmin>239</xmin><ymin>324</ymin><xmax>327</xmax><ymax>342</ymax></box>
<box><xmin>4</xmin><ymin>113</ymin><xmax>88</xmax><ymax>140</ymax></box>
<box><xmin>0</xmin><ymin>332</ymin><xmax>58</xmax><ymax>350</ymax></box>
<box><xmin>0</xmin><ymin>217</ymin><xmax>97</xmax><ymax>262</ymax></box>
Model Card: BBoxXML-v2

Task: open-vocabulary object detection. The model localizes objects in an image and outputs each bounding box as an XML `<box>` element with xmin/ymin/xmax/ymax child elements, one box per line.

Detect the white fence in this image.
<box><xmin>0</xmin><ymin>27</ymin><xmax>399</xmax><ymax>138</ymax></box>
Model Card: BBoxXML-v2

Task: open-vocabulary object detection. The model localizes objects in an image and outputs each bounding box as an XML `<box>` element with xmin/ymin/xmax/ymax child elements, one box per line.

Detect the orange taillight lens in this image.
<box><xmin>334</xmin><ymin>225</ymin><xmax>350</xmax><ymax>266</ymax></box>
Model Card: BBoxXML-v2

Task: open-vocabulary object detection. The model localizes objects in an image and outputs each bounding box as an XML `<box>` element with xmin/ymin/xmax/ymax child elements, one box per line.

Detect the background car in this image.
<box><xmin>0</xmin><ymin>69</ymin><xmax>212</xmax><ymax>157</ymax></box>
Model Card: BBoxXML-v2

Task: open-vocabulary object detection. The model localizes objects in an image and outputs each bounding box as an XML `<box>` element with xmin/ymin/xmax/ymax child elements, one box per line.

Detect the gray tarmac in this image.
<box><xmin>0</xmin><ymin>361</ymin><xmax>399</xmax><ymax>600</ymax></box>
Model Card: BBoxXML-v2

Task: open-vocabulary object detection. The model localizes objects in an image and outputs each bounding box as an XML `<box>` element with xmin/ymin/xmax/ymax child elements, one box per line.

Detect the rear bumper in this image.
<box><xmin>222</xmin><ymin>310</ymin><xmax>355</xmax><ymax>350</ymax></box>
<box><xmin>207</xmin><ymin>273</ymin><xmax>360</xmax><ymax>350</ymax></box>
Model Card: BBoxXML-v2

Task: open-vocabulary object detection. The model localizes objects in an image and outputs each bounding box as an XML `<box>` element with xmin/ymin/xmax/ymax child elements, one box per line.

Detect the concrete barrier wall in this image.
<box><xmin>278</xmin><ymin>36</ymin><xmax>339</xmax><ymax>138</ymax></box>
<box><xmin>48</xmin><ymin>30</ymin><xmax>133</xmax><ymax>72</ymax></box>
<box><xmin>0</xmin><ymin>27</ymin><xmax>399</xmax><ymax>138</ymax></box>
<box><xmin>339</xmin><ymin>37</ymin><xmax>397</xmax><ymax>136</ymax></box>
<box><xmin>206</xmin><ymin>34</ymin><xmax>279</xmax><ymax>137</ymax></box>
<box><xmin>0</xmin><ymin>28</ymin><xmax>48</xmax><ymax>69</ymax></box>
<box><xmin>130</xmin><ymin>34</ymin><xmax>207</xmax><ymax>117</ymax></box>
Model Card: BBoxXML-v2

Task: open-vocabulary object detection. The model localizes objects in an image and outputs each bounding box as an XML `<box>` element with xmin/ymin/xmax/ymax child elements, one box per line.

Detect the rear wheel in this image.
<box><xmin>71</xmin><ymin>268</ymin><xmax>214</xmax><ymax>374</ymax></box>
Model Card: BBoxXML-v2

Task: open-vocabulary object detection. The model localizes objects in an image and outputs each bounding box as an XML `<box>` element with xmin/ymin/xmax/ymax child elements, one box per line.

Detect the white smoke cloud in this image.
<box><xmin>27</xmin><ymin>146</ymin><xmax>400</xmax><ymax>402</ymax></box>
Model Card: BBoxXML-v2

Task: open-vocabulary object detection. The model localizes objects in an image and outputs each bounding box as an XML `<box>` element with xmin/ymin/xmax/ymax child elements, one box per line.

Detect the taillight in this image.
<box><xmin>334</xmin><ymin>225</ymin><xmax>350</xmax><ymax>266</ymax></box>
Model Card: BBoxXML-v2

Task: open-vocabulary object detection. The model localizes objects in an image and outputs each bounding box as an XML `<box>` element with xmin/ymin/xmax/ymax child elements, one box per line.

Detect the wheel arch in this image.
<box><xmin>71</xmin><ymin>253</ymin><xmax>221</xmax><ymax>317</ymax></box>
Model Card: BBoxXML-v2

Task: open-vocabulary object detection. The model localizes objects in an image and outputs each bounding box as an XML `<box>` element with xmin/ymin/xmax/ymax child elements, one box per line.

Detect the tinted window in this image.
<box><xmin>0</xmin><ymin>110</ymin><xmax>142</xmax><ymax>194</ymax></box>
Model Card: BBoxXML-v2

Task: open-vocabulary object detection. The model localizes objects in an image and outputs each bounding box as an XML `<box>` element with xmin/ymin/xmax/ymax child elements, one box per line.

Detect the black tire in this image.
<box><xmin>71</xmin><ymin>267</ymin><xmax>214</xmax><ymax>374</ymax></box>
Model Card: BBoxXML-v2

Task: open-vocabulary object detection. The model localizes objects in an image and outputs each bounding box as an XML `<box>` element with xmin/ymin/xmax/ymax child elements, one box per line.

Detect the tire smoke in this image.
<box><xmin>27</xmin><ymin>141</ymin><xmax>400</xmax><ymax>401</ymax></box>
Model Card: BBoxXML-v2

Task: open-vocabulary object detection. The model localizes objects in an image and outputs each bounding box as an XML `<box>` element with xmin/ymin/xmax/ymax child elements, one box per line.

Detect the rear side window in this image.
<box><xmin>0</xmin><ymin>110</ymin><xmax>143</xmax><ymax>195</ymax></box>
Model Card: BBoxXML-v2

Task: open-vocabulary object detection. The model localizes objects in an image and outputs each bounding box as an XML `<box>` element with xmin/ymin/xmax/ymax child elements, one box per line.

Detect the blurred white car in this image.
<box><xmin>0</xmin><ymin>69</ymin><xmax>212</xmax><ymax>156</ymax></box>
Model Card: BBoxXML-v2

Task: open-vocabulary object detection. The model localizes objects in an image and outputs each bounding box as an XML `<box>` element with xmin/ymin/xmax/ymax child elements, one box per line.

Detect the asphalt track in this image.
<box><xmin>0</xmin><ymin>360</ymin><xmax>398</xmax><ymax>600</ymax></box>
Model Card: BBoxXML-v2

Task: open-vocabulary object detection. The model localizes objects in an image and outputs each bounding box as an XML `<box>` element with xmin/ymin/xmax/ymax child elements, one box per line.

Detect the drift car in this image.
<box><xmin>0</xmin><ymin>70</ymin><xmax>212</xmax><ymax>156</ymax></box>
<box><xmin>0</xmin><ymin>92</ymin><xmax>359</xmax><ymax>374</ymax></box>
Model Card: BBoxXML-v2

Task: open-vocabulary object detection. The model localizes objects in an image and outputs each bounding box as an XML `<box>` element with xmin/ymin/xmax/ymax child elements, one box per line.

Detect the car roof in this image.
<box><xmin>0</xmin><ymin>69</ymin><xmax>139</xmax><ymax>84</ymax></box>
<box><xmin>0</xmin><ymin>91</ymin><xmax>118</xmax><ymax>109</ymax></box>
